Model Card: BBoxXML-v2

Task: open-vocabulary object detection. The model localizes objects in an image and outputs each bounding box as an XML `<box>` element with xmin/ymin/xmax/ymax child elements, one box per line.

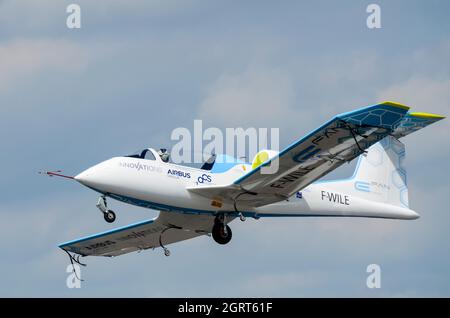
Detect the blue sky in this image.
<box><xmin>0</xmin><ymin>0</ymin><xmax>449</xmax><ymax>296</ymax></box>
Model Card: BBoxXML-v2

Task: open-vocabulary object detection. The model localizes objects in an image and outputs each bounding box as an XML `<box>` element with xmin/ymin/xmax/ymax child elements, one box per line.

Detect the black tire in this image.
<box><xmin>212</xmin><ymin>223</ymin><xmax>232</xmax><ymax>245</ymax></box>
<box><xmin>104</xmin><ymin>210</ymin><xmax>116</xmax><ymax>223</ymax></box>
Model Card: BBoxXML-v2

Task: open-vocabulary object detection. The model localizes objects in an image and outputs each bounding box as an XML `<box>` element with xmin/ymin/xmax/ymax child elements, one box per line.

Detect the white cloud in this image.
<box><xmin>377</xmin><ymin>76</ymin><xmax>450</xmax><ymax>162</ymax></box>
<box><xmin>0</xmin><ymin>0</ymin><xmax>62</xmax><ymax>31</ymax></box>
<box><xmin>238</xmin><ymin>271</ymin><xmax>327</xmax><ymax>296</ymax></box>
<box><xmin>87</xmin><ymin>0</ymin><xmax>203</xmax><ymax>17</ymax></box>
<box><xmin>315</xmin><ymin>51</ymin><xmax>381</xmax><ymax>87</ymax></box>
<box><xmin>0</xmin><ymin>38</ymin><xmax>90</xmax><ymax>93</ymax></box>
<box><xmin>378</xmin><ymin>77</ymin><xmax>450</xmax><ymax>115</ymax></box>
<box><xmin>198</xmin><ymin>66</ymin><xmax>298</xmax><ymax>128</ymax></box>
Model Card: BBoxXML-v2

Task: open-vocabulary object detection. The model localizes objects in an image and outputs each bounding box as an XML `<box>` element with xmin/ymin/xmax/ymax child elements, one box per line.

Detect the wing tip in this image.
<box><xmin>408</xmin><ymin>112</ymin><xmax>446</xmax><ymax>120</ymax></box>
<box><xmin>379</xmin><ymin>102</ymin><xmax>445</xmax><ymax>120</ymax></box>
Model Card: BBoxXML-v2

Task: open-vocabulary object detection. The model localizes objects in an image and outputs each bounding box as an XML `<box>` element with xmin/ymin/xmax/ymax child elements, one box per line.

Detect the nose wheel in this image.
<box><xmin>96</xmin><ymin>195</ymin><xmax>116</xmax><ymax>223</ymax></box>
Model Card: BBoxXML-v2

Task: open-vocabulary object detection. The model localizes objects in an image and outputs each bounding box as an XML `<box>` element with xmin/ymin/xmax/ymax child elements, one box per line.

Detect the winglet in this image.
<box><xmin>380</xmin><ymin>101</ymin><xmax>411</xmax><ymax>111</ymax></box>
<box><xmin>408</xmin><ymin>112</ymin><xmax>445</xmax><ymax>120</ymax></box>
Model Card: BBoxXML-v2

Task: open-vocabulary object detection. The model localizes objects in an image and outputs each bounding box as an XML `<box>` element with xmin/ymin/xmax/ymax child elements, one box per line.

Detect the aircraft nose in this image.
<box><xmin>74</xmin><ymin>159</ymin><xmax>115</xmax><ymax>192</ymax></box>
<box><xmin>74</xmin><ymin>166</ymin><xmax>98</xmax><ymax>187</ymax></box>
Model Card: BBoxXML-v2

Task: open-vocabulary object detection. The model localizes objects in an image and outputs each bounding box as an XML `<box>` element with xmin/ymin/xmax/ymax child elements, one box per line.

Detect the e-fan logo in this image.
<box><xmin>354</xmin><ymin>181</ymin><xmax>371</xmax><ymax>192</ymax></box>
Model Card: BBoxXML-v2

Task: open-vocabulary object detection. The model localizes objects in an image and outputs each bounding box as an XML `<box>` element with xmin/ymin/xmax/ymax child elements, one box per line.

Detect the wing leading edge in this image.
<box><xmin>59</xmin><ymin>212</ymin><xmax>219</xmax><ymax>257</ymax></box>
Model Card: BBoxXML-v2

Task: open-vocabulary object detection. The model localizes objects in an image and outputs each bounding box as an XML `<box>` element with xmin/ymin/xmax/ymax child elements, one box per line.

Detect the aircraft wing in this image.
<box><xmin>59</xmin><ymin>212</ymin><xmax>220</xmax><ymax>257</ymax></box>
<box><xmin>391</xmin><ymin>111</ymin><xmax>445</xmax><ymax>138</ymax></box>
<box><xmin>188</xmin><ymin>101</ymin><xmax>411</xmax><ymax>207</ymax></box>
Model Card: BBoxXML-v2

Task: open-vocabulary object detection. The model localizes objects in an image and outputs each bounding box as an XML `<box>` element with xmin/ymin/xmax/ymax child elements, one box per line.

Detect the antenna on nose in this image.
<box><xmin>39</xmin><ymin>170</ymin><xmax>74</xmax><ymax>180</ymax></box>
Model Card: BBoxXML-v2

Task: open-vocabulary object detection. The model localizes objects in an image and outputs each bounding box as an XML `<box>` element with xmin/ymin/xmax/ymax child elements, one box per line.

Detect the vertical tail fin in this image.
<box><xmin>352</xmin><ymin>136</ymin><xmax>408</xmax><ymax>208</ymax></box>
<box><xmin>326</xmin><ymin>136</ymin><xmax>408</xmax><ymax>208</ymax></box>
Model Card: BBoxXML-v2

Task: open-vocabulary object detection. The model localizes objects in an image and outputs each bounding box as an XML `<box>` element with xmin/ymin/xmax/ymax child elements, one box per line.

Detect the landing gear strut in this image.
<box><xmin>96</xmin><ymin>195</ymin><xmax>116</xmax><ymax>223</ymax></box>
<box><xmin>212</xmin><ymin>214</ymin><xmax>232</xmax><ymax>245</ymax></box>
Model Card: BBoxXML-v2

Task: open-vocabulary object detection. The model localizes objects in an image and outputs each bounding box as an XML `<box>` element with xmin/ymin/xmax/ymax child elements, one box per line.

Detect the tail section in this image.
<box><xmin>258</xmin><ymin>104</ymin><xmax>443</xmax><ymax>220</ymax></box>
<box><xmin>324</xmin><ymin>108</ymin><xmax>445</xmax><ymax>209</ymax></box>
<box><xmin>350</xmin><ymin>136</ymin><xmax>408</xmax><ymax>208</ymax></box>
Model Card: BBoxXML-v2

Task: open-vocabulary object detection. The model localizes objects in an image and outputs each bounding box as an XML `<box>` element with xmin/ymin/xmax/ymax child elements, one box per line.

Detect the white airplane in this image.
<box><xmin>48</xmin><ymin>101</ymin><xmax>444</xmax><ymax>260</ymax></box>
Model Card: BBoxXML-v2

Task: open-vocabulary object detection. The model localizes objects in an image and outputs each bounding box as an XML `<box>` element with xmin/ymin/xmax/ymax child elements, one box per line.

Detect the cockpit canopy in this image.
<box><xmin>125</xmin><ymin>148</ymin><xmax>171</xmax><ymax>163</ymax></box>
<box><xmin>125</xmin><ymin>148</ymin><xmax>157</xmax><ymax>160</ymax></box>
<box><xmin>124</xmin><ymin>148</ymin><xmax>259</xmax><ymax>173</ymax></box>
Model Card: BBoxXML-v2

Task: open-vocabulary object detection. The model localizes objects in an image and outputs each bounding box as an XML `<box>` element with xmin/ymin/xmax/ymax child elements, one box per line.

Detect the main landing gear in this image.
<box><xmin>212</xmin><ymin>214</ymin><xmax>232</xmax><ymax>245</ymax></box>
<box><xmin>96</xmin><ymin>195</ymin><xmax>116</xmax><ymax>223</ymax></box>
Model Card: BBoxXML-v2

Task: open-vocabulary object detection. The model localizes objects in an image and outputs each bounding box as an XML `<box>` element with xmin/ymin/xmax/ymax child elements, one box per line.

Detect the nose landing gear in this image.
<box><xmin>96</xmin><ymin>195</ymin><xmax>116</xmax><ymax>223</ymax></box>
<box><xmin>212</xmin><ymin>214</ymin><xmax>232</xmax><ymax>245</ymax></box>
